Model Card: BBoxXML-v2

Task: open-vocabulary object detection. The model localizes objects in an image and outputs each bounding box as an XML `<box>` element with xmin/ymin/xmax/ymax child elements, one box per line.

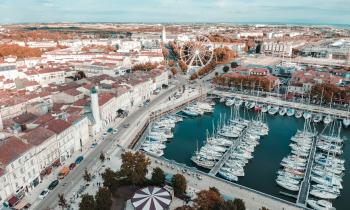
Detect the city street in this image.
<box><xmin>34</xmin><ymin>84</ymin><xmax>180</xmax><ymax>210</ymax></box>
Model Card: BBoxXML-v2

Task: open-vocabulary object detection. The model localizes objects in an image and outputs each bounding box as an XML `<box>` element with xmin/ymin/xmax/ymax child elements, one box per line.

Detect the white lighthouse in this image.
<box><xmin>162</xmin><ymin>25</ymin><xmax>167</xmax><ymax>43</ymax></box>
<box><xmin>91</xmin><ymin>86</ymin><xmax>101</xmax><ymax>133</ymax></box>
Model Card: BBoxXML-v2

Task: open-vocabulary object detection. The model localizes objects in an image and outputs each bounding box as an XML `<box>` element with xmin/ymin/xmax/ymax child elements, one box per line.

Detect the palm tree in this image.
<box><xmin>58</xmin><ymin>193</ymin><xmax>68</xmax><ymax>210</ymax></box>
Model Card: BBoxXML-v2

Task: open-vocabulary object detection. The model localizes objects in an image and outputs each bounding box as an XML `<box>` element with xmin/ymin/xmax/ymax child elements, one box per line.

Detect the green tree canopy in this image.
<box><xmin>101</xmin><ymin>168</ymin><xmax>119</xmax><ymax>192</ymax></box>
<box><xmin>171</xmin><ymin>174</ymin><xmax>187</xmax><ymax>197</ymax></box>
<box><xmin>95</xmin><ymin>187</ymin><xmax>112</xmax><ymax>210</ymax></box>
<box><xmin>79</xmin><ymin>194</ymin><xmax>95</xmax><ymax>210</ymax></box>
<box><xmin>120</xmin><ymin>151</ymin><xmax>151</xmax><ymax>186</ymax></box>
<box><xmin>151</xmin><ymin>167</ymin><xmax>165</xmax><ymax>187</ymax></box>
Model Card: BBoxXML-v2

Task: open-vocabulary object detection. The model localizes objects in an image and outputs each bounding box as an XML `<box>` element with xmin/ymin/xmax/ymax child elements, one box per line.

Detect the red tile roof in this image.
<box><xmin>66</xmin><ymin>106</ymin><xmax>83</xmax><ymax>114</ymax></box>
<box><xmin>98</xmin><ymin>92</ymin><xmax>114</xmax><ymax>106</ymax></box>
<box><xmin>73</xmin><ymin>98</ymin><xmax>90</xmax><ymax>107</ymax></box>
<box><xmin>32</xmin><ymin>114</ymin><xmax>55</xmax><ymax>125</ymax></box>
<box><xmin>21</xmin><ymin>127</ymin><xmax>56</xmax><ymax>146</ymax></box>
<box><xmin>63</xmin><ymin>88</ymin><xmax>82</xmax><ymax>96</ymax></box>
<box><xmin>45</xmin><ymin>119</ymin><xmax>72</xmax><ymax>134</ymax></box>
<box><xmin>0</xmin><ymin>136</ymin><xmax>32</xmax><ymax>166</ymax></box>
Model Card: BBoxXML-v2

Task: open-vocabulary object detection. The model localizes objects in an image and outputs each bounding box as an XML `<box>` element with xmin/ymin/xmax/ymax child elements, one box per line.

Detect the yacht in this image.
<box><xmin>142</xmin><ymin>146</ymin><xmax>164</xmax><ymax>157</ymax></box>
<box><xmin>310</xmin><ymin>189</ymin><xmax>339</xmax><ymax>200</ymax></box>
<box><xmin>248</xmin><ymin>101</ymin><xmax>256</xmax><ymax>109</ymax></box>
<box><xmin>182</xmin><ymin>108</ymin><xmax>199</xmax><ymax>117</ymax></box>
<box><xmin>323</xmin><ymin>115</ymin><xmax>333</xmax><ymax>124</ymax></box>
<box><xmin>295</xmin><ymin>110</ymin><xmax>303</xmax><ymax>118</ymax></box>
<box><xmin>307</xmin><ymin>199</ymin><xmax>336</xmax><ymax>210</ymax></box>
<box><xmin>268</xmin><ymin>106</ymin><xmax>279</xmax><ymax>115</ymax></box>
<box><xmin>286</xmin><ymin>108</ymin><xmax>295</xmax><ymax>117</ymax></box>
<box><xmin>218</xmin><ymin>170</ymin><xmax>238</xmax><ymax>182</ymax></box>
<box><xmin>261</xmin><ymin>105</ymin><xmax>269</xmax><ymax>113</ymax></box>
<box><xmin>313</xmin><ymin>114</ymin><xmax>323</xmax><ymax>123</ymax></box>
<box><xmin>225</xmin><ymin>98</ymin><xmax>235</xmax><ymax>107</ymax></box>
<box><xmin>343</xmin><ymin>118</ymin><xmax>350</xmax><ymax>128</ymax></box>
<box><xmin>279</xmin><ymin>107</ymin><xmax>287</xmax><ymax>116</ymax></box>
<box><xmin>276</xmin><ymin>180</ymin><xmax>299</xmax><ymax>191</ymax></box>
<box><xmin>303</xmin><ymin>112</ymin><xmax>312</xmax><ymax>120</ymax></box>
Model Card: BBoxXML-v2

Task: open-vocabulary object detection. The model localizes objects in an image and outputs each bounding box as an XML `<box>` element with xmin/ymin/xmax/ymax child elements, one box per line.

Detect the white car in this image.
<box><xmin>39</xmin><ymin>189</ymin><xmax>49</xmax><ymax>199</ymax></box>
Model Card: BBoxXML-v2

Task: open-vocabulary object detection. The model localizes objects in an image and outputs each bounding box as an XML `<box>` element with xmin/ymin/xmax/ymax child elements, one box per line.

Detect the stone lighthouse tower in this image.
<box><xmin>91</xmin><ymin>86</ymin><xmax>101</xmax><ymax>133</ymax></box>
<box><xmin>162</xmin><ymin>25</ymin><xmax>167</xmax><ymax>43</ymax></box>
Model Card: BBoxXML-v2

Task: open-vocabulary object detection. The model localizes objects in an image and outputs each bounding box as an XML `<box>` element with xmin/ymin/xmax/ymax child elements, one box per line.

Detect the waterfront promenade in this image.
<box><xmin>212</xmin><ymin>90</ymin><xmax>350</xmax><ymax>118</ymax></box>
<box><xmin>148</xmin><ymin>155</ymin><xmax>307</xmax><ymax>210</ymax></box>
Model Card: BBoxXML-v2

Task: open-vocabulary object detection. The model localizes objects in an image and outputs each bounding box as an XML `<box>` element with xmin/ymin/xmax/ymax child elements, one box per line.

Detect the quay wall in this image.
<box><xmin>148</xmin><ymin>155</ymin><xmax>309</xmax><ymax>210</ymax></box>
<box><xmin>212</xmin><ymin>89</ymin><xmax>350</xmax><ymax>118</ymax></box>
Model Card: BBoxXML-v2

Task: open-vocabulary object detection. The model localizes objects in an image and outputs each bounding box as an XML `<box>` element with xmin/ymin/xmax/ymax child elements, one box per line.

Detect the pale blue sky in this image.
<box><xmin>0</xmin><ymin>0</ymin><xmax>349</xmax><ymax>25</ymax></box>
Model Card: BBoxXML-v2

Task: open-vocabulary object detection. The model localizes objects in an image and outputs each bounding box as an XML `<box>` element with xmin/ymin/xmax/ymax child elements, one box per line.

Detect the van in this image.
<box><xmin>58</xmin><ymin>166</ymin><xmax>70</xmax><ymax>179</ymax></box>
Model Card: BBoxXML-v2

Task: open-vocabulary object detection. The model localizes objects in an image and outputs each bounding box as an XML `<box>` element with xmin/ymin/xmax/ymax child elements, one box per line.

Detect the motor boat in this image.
<box><xmin>286</xmin><ymin>108</ymin><xmax>295</xmax><ymax>117</ymax></box>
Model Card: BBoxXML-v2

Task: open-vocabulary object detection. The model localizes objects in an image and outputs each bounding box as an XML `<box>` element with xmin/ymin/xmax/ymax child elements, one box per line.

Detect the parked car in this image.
<box><xmin>91</xmin><ymin>143</ymin><xmax>97</xmax><ymax>148</ymax></box>
<box><xmin>123</xmin><ymin>123</ymin><xmax>130</xmax><ymax>128</ymax></box>
<box><xmin>48</xmin><ymin>180</ymin><xmax>59</xmax><ymax>190</ymax></box>
<box><xmin>38</xmin><ymin>189</ymin><xmax>49</xmax><ymax>199</ymax></box>
<box><xmin>58</xmin><ymin>166</ymin><xmax>70</xmax><ymax>179</ymax></box>
<box><xmin>75</xmin><ymin>156</ymin><xmax>84</xmax><ymax>164</ymax></box>
<box><xmin>69</xmin><ymin>163</ymin><xmax>76</xmax><ymax>170</ymax></box>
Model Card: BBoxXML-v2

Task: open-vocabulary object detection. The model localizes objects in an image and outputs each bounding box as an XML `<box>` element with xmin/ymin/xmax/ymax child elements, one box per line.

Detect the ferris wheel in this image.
<box><xmin>180</xmin><ymin>35</ymin><xmax>213</xmax><ymax>69</ymax></box>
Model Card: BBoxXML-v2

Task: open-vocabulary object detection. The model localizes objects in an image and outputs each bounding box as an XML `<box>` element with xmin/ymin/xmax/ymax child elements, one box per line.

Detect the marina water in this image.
<box><xmin>162</xmin><ymin>102</ymin><xmax>350</xmax><ymax>210</ymax></box>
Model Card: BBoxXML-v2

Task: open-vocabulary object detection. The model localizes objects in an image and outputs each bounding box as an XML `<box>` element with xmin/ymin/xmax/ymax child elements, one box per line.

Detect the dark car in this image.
<box><xmin>75</xmin><ymin>156</ymin><xmax>84</xmax><ymax>164</ymax></box>
<box><xmin>48</xmin><ymin>180</ymin><xmax>59</xmax><ymax>190</ymax></box>
<box><xmin>69</xmin><ymin>163</ymin><xmax>76</xmax><ymax>170</ymax></box>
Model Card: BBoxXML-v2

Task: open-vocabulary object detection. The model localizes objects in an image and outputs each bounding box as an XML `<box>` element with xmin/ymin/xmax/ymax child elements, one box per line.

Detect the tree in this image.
<box><xmin>79</xmin><ymin>194</ymin><xmax>95</xmax><ymax>210</ymax></box>
<box><xmin>223</xmin><ymin>66</ymin><xmax>230</xmax><ymax>73</ymax></box>
<box><xmin>179</xmin><ymin>60</ymin><xmax>188</xmax><ymax>72</ymax></box>
<box><xmin>95</xmin><ymin>187</ymin><xmax>112</xmax><ymax>210</ymax></box>
<box><xmin>101</xmin><ymin>168</ymin><xmax>119</xmax><ymax>192</ymax></box>
<box><xmin>170</xmin><ymin>67</ymin><xmax>177</xmax><ymax>75</ymax></box>
<box><xmin>100</xmin><ymin>152</ymin><xmax>105</xmax><ymax>162</ymax></box>
<box><xmin>260</xmin><ymin>207</ymin><xmax>269</xmax><ymax>210</ymax></box>
<box><xmin>162</xmin><ymin>47</ymin><xmax>170</xmax><ymax>58</ymax></box>
<box><xmin>58</xmin><ymin>194</ymin><xmax>68</xmax><ymax>210</ymax></box>
<box><xmin>0</xmin><ymin>44</ymin><xmax>42</xmax><ymax>59</ymax></box>
<box><xmin>151</xmin><ymin>167</ymin><xmax>165</xmax><ymax>186</ymax></box>
<box><xmin>132</xmin><ymin>62</ymin><xmax>158</xmax><ymax>71</ymax></box>
<box><xmin>168</xmin><ymin>60</ymin><xmax>175</xmax><ymax>67</ymax></box>
<box><xmin>221</xmin><ymin>200</ymin><xmax>236</xmax><ymax>210</ymax></box>
<box><xmin>171</xmin><ymin>174</ymin><xmax>187</xmax><ymax>197</ymax></box>
<box><xmin>231</xmin><ymin>62</ymin><xmax>239</xmax><ymax>69</ymax></box>
<box><xmin>120</xmin><ymin>151</ymin><xmax>151</xmax><ymax>186</ymax></box>
<box><xmin>83</xmin><ymin>168</ymin><xmax>92</xmax><ymax>182</ymax></box>
<box><xmin>233</xmin><ymin>198</ymin><xmax>246</xmax><ymax>210</ymax></box>
<box><xmin>193</xmin><ymin>187</ymin><xmax>223</xmax><ymax>210</ymax></box>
